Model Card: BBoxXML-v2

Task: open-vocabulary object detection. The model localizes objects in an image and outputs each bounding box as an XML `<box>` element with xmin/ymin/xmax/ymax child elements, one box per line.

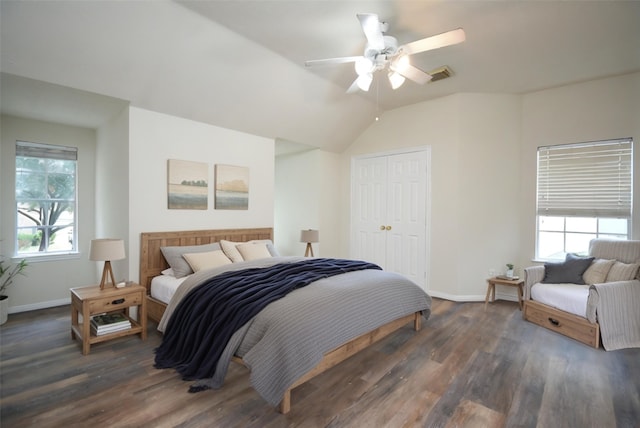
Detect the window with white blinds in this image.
<box><xmin>535</xmin><ymin>138</ymin><xmax>633</xmax><ymax>260</ymax></box>
<box><xmin>537</xmin><ymin>138</ymin><xmax>632</xmax><ymax>218</ymax></box>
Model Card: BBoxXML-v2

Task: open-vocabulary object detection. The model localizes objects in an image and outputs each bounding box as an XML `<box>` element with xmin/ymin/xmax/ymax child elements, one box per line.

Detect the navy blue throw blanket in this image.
<box><xmin>154</xmin><ymin>258</ymin><xmax>381</xmax><ymax>380</ymax></box>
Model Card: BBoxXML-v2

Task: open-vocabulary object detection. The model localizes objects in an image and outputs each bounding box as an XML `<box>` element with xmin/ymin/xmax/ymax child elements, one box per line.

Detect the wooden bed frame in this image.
<box><xmin>139</xmin><ymin>228</ymin><xmax>422</xmax><ymax>414</ymax></box>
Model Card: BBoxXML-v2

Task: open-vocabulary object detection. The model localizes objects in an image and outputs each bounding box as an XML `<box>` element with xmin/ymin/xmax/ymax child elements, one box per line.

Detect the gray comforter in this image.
<box><xmin>158</xmin><ymin>256</ymin><xmax>432</xmax><ymax>406</ymax></box>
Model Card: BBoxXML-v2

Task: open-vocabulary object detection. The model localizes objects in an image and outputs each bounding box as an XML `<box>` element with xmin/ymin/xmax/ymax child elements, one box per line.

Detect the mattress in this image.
<box><xmin>530</xmin><ymin>282</ymin><xmax>590</xmax><ymax>318</ymax></box>
<box><xmin>150</xmin><ymin>274</ymin><xmax>188</xmax><ymax>304</ymax></box>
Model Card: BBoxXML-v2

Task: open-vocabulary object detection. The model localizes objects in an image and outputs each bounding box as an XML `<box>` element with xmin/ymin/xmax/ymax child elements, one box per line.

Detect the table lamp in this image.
<box><xmin>300</xmin><ymin>229</ymin><xmax>319</xmax><ymax>257</ymax></box>
<box><xmin>90</xmin><ymin>239</ymin><xmax>126</xmax><ymax>289</ymax></box>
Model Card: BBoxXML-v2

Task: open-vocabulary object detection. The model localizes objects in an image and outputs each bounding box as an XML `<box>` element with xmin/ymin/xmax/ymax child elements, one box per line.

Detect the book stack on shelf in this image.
<box><xmin>90</xmin><ymin>312</ymin><xmax>131</xmax><ymax>336</ymax></box>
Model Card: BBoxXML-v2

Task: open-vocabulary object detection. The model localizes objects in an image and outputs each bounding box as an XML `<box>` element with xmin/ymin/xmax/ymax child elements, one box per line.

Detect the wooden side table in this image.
<box><xmin>70</xmin><ymin>283</ymin><xmax>147</xmax><ymax>355</ymax></box>
<box><xmin>484</xmin><ymin>276</ymin><xmax>524</xmax><ymax>311</ymax></box>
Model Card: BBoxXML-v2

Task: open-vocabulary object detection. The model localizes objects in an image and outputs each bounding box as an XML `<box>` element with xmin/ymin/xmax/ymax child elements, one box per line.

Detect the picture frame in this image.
<box><xmin>214</xmin><ymin>164</ymin><xmax>249</xmax><ymax>210</ymax></box>
<box><xmin>167</xmin><ymin>159</ymin><xmax>208</xmax><ymax>210</ymax></box>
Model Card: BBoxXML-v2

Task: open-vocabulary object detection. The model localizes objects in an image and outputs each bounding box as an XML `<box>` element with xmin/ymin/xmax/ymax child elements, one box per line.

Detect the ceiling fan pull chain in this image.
<box><xmin>375</xmin><ymin>76</ymin><xmax>380</xmax><ymax>121</ymax></box>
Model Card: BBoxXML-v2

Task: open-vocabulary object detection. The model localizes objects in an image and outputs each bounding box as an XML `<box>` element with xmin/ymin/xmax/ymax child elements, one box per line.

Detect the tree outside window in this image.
<box><xmin>15</xmin><ymin>141</ymin><xmax>77</xmax><ymax>255</ymax></box>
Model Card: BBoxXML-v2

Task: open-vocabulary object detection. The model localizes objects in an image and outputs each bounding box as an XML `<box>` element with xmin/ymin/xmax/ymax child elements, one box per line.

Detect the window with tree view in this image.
<box><xmin>15</xmin><ymin>141</ymin><xmax>77</xmax><ymax>256</ymax></box>
<box><xmin>536</xmin><ymin>138</ymin><xmax>632</xmax><ymax>261</ymax></box>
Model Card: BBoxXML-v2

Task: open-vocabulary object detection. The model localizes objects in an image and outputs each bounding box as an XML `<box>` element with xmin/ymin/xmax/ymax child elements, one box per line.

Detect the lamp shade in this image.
<box><xmin>89</xmin><ymin>239</ymin><xmax>125</xmax><ymax>261</ymax></box>
<box><xmin>300</xmin><ymin>229</ymin><xmax>319</xmax><ymax>244</ymax></box>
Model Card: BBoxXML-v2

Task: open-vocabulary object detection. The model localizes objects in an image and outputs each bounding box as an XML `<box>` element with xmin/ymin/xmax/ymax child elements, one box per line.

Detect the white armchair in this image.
<box><xmin>523</xmin><ymin>239</ymin><xmax>640</xmax><ymax>350</ymax></box>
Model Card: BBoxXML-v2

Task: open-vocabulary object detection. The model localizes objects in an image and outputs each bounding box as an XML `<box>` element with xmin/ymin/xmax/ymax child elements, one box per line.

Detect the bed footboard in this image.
<box><xmin>231</xmin><ymin>311</ymin><xmax>421</xmax><ymax>414</ymax></box>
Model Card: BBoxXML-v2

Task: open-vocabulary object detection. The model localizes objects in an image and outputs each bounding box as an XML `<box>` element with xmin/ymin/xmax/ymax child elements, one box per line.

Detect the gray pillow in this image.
<box><xmin>160</xmin><ymin>243</ymin><xmax>221</xmax><ymax>278</ymax></box>
<box><xmin>542</xmin><ymin>253</ymin><xmax>595</xmax><ymax>284</ymax></box>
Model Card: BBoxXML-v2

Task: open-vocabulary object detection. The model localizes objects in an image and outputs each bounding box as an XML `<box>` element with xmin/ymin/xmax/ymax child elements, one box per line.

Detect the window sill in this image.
<box><xmin>532</xmin><ymin>258</ymin><xmax>560</xmax><ymax>264</ymax></box>
<box><xmin>13</xmin><ymin>252</ymin><xmax>81</xmax><ymax>263</ymax></box>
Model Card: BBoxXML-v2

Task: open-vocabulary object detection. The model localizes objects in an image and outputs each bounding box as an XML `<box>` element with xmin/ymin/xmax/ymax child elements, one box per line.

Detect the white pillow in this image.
<box><xmin>236</xmin><ymin>243</ymin><xmax>272</xmax><ymax>261</ymax></box>
<box><xmin>220</xmin><ymin>239</ymin><xmax>279</xmax><ymax>262</ymax></box>
<box><xmin>161</xmin><ymin>267</ymin><xmax>175</xmax><ymax>276</ymax></box>
<box><xmin>160</xmin><ymin>242</ymin><xmax>221</xmax><ymax>278</ymax></box>
<box><xmin>220</xmin><ymin>240</ymin><xmax>245</xmax><ymax>262</ymax></box>
<box><xmin>606</xmin><ymin>261</ymin><xmax>640</xmax><ymax>282</ymax></box>
<box><xmin>182</xmin><ymin>250</ymin><xmax>232</xmax><ymax>272</ymax></box>
<box><xmin>582</xmin><ymin>259</ymin><xmax>615</xmax><ymax>285</ymax></box>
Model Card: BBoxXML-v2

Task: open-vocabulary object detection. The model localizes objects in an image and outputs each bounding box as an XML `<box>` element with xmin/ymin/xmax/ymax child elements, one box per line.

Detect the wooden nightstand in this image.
<box><xmin>70</xmin><ymin>283</ymin><xmax>147</xmax><ymax>355</ymax></box>
<box><xmin>484</xmin><ymin>276</ymin><xmax>524</xmax><ymax>311</ymax></box>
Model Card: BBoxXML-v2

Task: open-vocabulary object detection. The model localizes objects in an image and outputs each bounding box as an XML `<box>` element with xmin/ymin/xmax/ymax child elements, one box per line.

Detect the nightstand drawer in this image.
<box><xmin>88</xmin><ymin>290</ymin><xmax>143</xmax><ymax>313</ymax></box>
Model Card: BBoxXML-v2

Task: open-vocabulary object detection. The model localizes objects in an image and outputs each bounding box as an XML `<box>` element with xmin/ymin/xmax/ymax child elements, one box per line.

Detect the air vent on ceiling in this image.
<box><xmin>428</xmin><ymin>66</ymin><xmax>452</xmax><ymax>82</ymax></box>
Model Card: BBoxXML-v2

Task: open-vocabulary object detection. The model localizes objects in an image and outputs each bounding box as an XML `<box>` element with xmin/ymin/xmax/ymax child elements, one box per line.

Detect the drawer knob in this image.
<box><xmin>112</xmin><ymin>298</ymin><xmax>125</xmax><ymax>305</ymax></box>
<box><xmin>548</xmin><ymin>317</ymin><xmax>560</xmax><ymax>327</ymax></box>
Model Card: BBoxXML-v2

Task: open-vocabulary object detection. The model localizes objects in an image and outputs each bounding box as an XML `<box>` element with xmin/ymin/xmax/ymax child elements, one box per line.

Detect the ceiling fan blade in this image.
<box><xmin>400</xmin><ymin>28</ymin><xmax>466</xmax><ymax>55</ymax></box>
<box><xmin>357</xmin><ymin>13</ymin><xmax>385</xmax><ymax>51</ymax></box>
<box><xmin>305</xmin><ymin>56</ymin><xmax>362</xmax><ymax>67</ymax></box>
<box><xmin>396</xmin><ymin>64</ymin><xmax>433</xmax><ymax>85</ymax></box>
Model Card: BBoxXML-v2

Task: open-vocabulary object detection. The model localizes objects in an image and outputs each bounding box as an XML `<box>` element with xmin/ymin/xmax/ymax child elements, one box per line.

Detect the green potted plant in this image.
<box><xmin>0</xmin><ymin>256</ymin><xmax>28</xmax><ymax>325</ymax></box>
<box><xmin>505</xmin><ymin>263</ymin><xmax>515</xmax><ymax>278</ymax></box>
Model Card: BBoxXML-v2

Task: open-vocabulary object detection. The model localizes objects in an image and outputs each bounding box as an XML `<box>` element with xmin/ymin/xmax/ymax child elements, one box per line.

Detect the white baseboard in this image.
<box><xmin>8</xmin><ymin>297</ymin><xmax>70</xmax><ymax>314</ymax></box>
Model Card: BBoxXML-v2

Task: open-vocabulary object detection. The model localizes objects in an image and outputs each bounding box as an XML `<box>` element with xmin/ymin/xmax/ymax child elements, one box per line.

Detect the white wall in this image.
<box><xmin>275</xmin><ymin>148</ymin><xmax>344</xmax><ymax>258</ymax></box>
<box><xmin>127</xmin><ymin>107</ymin><xmax>275</xmax><ymax>282</ymax></box>
<box><xmin>456</xmin><ymin>94</ymin><xmax>521</xmax><ymax>296</ymax></box>
<box><xmin>0</xmin><ymin>115</ymin><xmax>97</xmax><ymax>311</ymax></box>
<box><xmin>94</xmin><ymin>106</ymin><xmax>130</xmax><ymax>283</ymax></box>
<box><xmin>341</xmin><ymin>93</ymin><xmax>522</xmax><ymax>300</ymax></box>
<box><xmin>520</xmin><ymin>72</ymin><xmax>640</xmax><ymax>269</ymax></box>
<box><xmin>275</xmin><ymin>150</ymin><xmax>320</xmax><ymax>256</ymax></box>
<box><xmin>317</xmin><ymin>149</ymin><xmax>345</xmax><ymax>257</ymax></box>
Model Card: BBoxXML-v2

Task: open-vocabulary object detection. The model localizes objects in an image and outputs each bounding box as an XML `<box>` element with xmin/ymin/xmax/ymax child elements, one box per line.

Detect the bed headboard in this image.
<box><xmin>139</xmin><ymin>227</ymin><xmax>273</xmax><ymax>293</ymax></box>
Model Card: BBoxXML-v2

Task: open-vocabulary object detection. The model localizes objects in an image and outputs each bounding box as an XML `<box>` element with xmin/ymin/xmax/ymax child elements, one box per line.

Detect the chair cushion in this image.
<box><xmin>542</xmin><ymin>253</ymin><xmax>594</xmax><ymax>285</ymax></box>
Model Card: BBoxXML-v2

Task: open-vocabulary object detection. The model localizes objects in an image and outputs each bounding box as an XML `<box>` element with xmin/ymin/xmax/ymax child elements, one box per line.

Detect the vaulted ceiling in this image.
<box><xmin>1</xmin><ymin>1</ymin><xmax>639</xmax><ymax>152</ymax></box>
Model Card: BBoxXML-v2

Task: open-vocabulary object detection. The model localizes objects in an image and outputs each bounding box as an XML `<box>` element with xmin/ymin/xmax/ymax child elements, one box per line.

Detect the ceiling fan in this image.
<box><xmin>305</xmin><ymin>13</ymin><xmax>465</xmax><ymax>93</ymax></box>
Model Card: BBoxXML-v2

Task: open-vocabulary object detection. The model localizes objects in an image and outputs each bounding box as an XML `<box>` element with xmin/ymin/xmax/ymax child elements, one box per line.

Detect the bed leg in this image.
<box><xmin>279</xmin><ymin>389</ymin><xmax>291</xmax><ymax>414</ymax></box>
<box><xmin>414</xmin><ymin>312</ymin><xmax>422</xmax><ymax>331</ymax></box>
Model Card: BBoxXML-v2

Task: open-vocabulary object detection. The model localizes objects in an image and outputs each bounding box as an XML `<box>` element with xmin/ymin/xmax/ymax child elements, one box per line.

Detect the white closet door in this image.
<box><xmin>351</xmin><ymin>155</ymin><xmax>388</xmax><ymax>267</ymax></box>
<box><xmin>385</xmin><ymin>151</ymin><xmax>427</xmax><ymax>286</ymax></box>
<box><xmin>351</xmin><ymin>149</ymin><xmax>429</xmax><ymax>290</ymax></box>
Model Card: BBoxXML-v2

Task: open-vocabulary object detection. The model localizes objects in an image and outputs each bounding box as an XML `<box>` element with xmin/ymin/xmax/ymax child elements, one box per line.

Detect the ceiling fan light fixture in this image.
<box><xmin>355</xmin><ymin>57</ymin><xmax>374</xmax><ymax>76</ymax></box>
<box><xmin>306</xmin><ymin>13</ymin><xmax>465</xmax><ymax>94</ymax></box>
<box><xmin>392</xmin><ymin>54</ymin><xmax>411</xmax><ymax>74</ymax></box>
<box><xmin>388</xmin><ymin>71</ymin><xmax>405</xmax><ymax>90</ymax></box>
<box><xmin>356</xmin><ymin>73</ymin><xmax>373</xmax><ymax>91</ymax></box>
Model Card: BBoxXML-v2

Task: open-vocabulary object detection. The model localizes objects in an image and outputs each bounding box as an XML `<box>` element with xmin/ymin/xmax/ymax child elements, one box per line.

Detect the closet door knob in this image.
<box><xmin>386</xmin><ymin>226</ymin><xmax>392</xmax><ymax>231</ymax></box>
<box><xmin>380</xmin><ymin>225</ymin><xmax>386</xmax><ymax>230</ymax></box>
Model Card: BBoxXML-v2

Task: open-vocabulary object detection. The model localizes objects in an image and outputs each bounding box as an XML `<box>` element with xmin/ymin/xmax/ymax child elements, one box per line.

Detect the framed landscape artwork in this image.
<box><xmin>167</xmin><ymin>159</ymin><xmax>208</xmax><ymax>210</ymax></box>
<box><xmin>215</xmin><ymin>164</ymin><xmax>249</xmax><ymax>210</ymax></box>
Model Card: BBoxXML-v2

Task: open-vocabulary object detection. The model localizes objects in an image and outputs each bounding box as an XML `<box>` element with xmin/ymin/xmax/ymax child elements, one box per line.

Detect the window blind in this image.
<box><xmin>16</xmin><ymin>141</ymin><xmax>77</xmax><ymax>161</ymax></box>
<box><xmin>537</xmin><ymin>138</ymin><xmax>632</xmax><ymax>217</ymax></box>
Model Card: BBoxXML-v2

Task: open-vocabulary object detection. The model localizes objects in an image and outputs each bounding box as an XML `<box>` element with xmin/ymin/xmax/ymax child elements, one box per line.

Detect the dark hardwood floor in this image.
<box><xmin>1</xmin><ymin>298</ymin><xmax>639</xmax><ymax>427</ymax></box>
